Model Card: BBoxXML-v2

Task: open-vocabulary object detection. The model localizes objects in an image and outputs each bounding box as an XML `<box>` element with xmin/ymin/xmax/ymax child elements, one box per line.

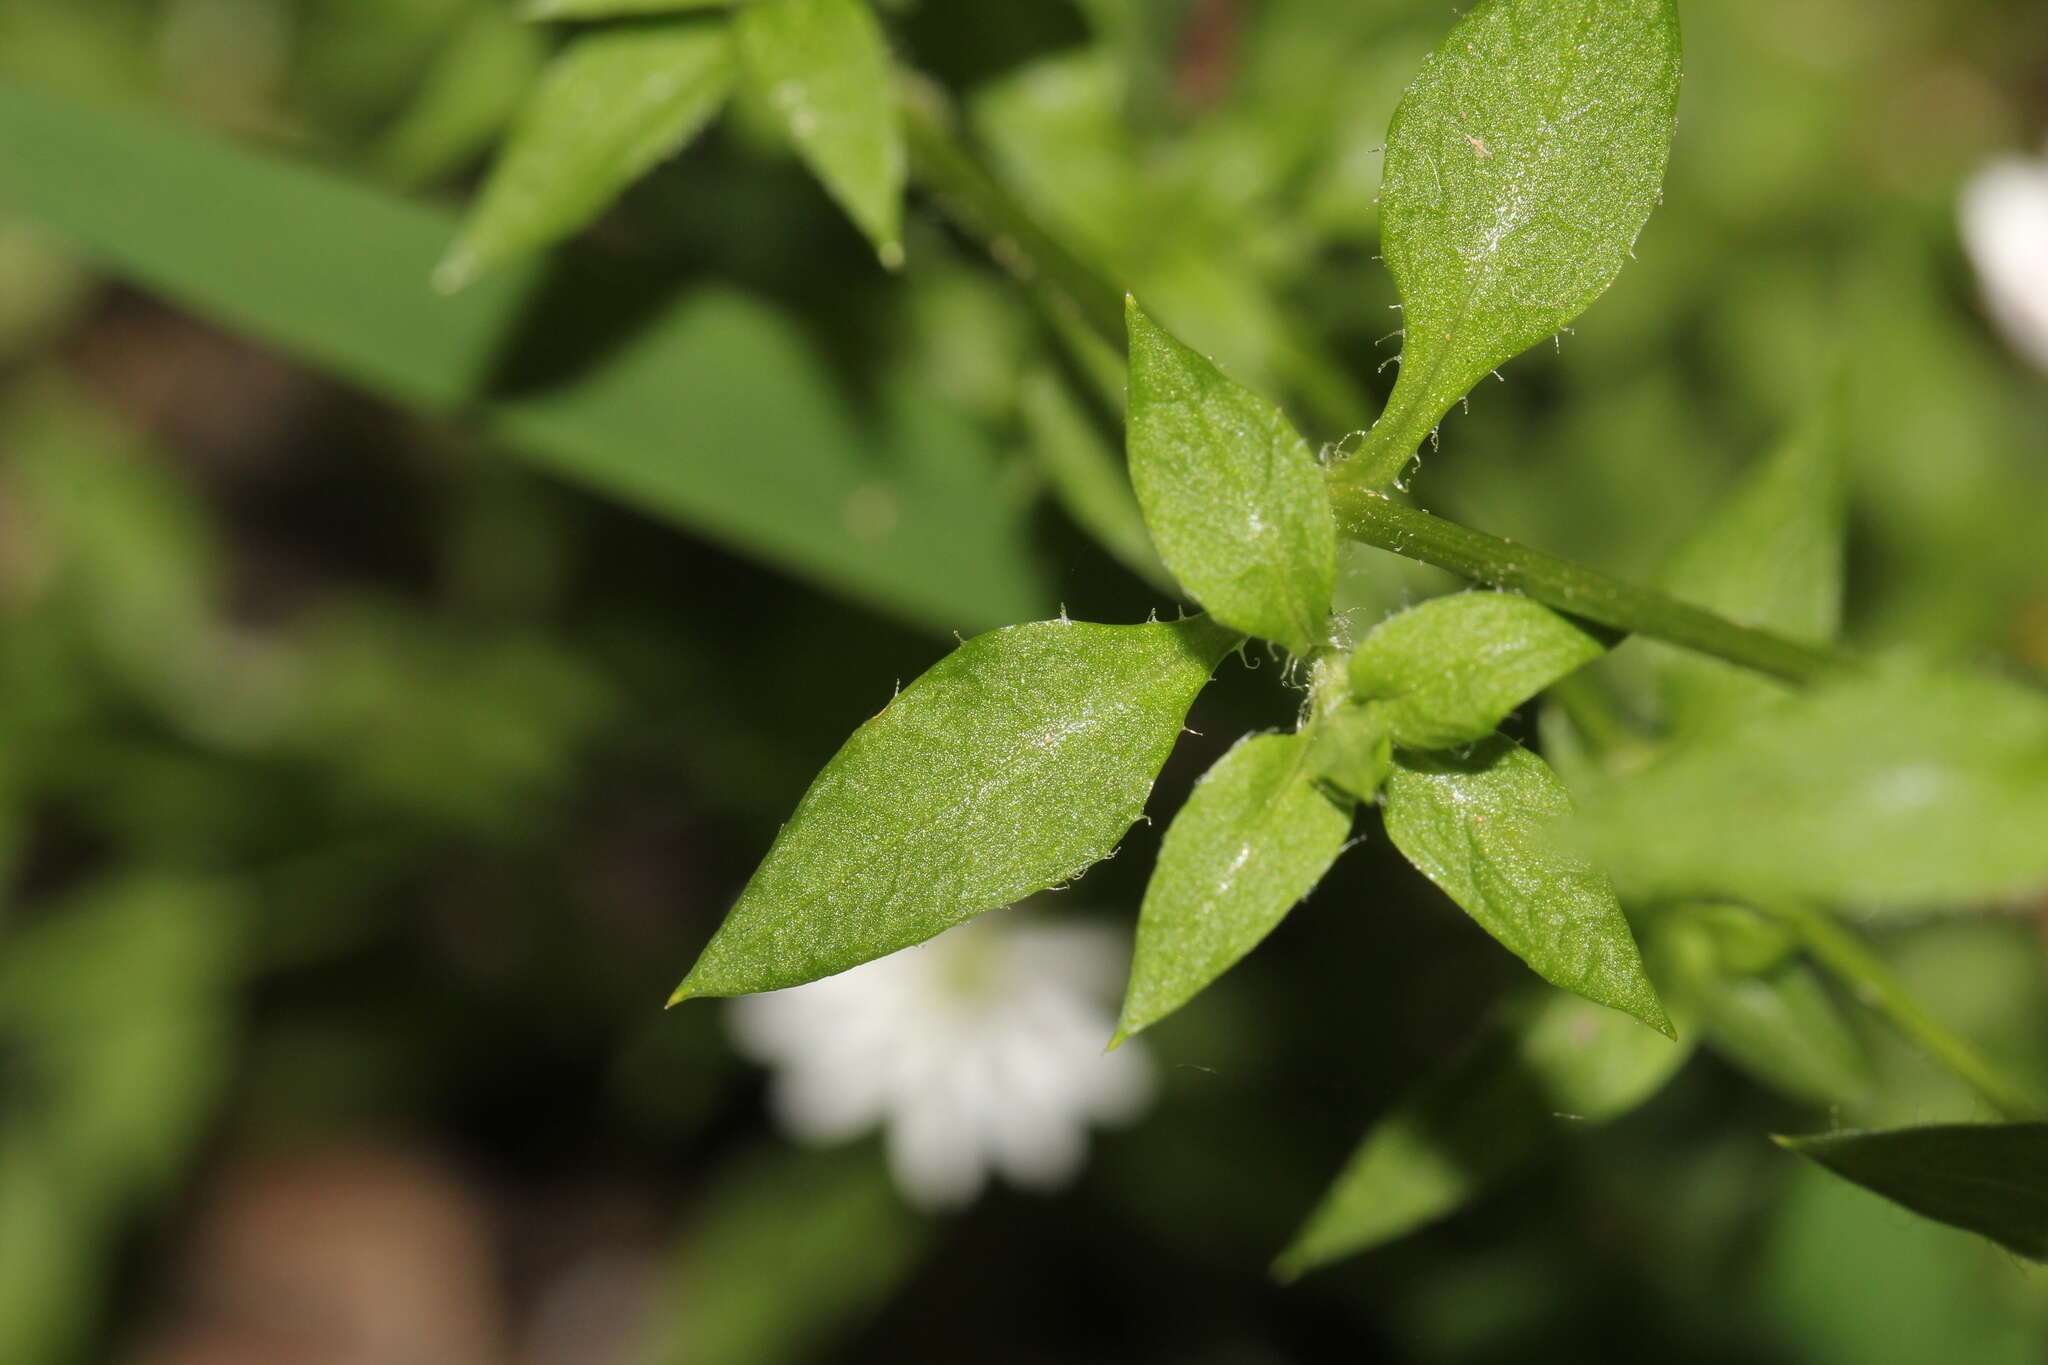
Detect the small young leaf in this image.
<box><xmin>525</xmin><ymin>0</ymin><xmax>740</xmax><ymax>18</ymax></box>
<box><xmin>1305</xmin><ymin>700</ymin><xmax>1392</xmax><ymax>805</ymax></box>
<box><xmin>673</xmin><ymin>616</ymin><xmax>1239</xmax><ymax>1001</ymax></box>
<box><xmin>1576</xmin><ymin>666</ymin><xmax>2048</xmax><ymax>914</ymax></box>
<box><xmin>1116</xmin><ymin>731</ymin><xmax>1352</xmax><ymax>1042</ymax></box>
<box><xmin>1383</xmin><ymin>737</ymin><xmax>1670</xmax><ymax>1034</ymax></box>
<box><xmin>1276</xmin><ymin>986</ymin><xmax>1693</xmax><ymax>1277</ymax></box>
<box><xmin>1655</xmin><ymin>417</ymin><xmax>1844</xmax><ymax>740</ymax></box>
<box><xmin>1346</xmin><ymin>0</ymin><xmax>1682</xmax><ymax>484</ymax></box>
<box><xmin>1660</xmin><ymin>905</ymin><xmax>1872</xmax><ymax>1108</ymax></box>
<box><xmin>736</xmin><ymin>0</ymin><xmax>906</xmax><ymax>267</ymax></box>
<box><xmin>437</xmin><ymin>17</ymin><xmax>735</xmax><ymax>290</ymax></box>
<box><xmin>1124</xmin><ymin>299</ymin><xmax>1336</xmax><ymax>654</ymax></box>
<box><xmin>1349</xmin><ymin>591</ymin><xmax>1610</xmax><ymax>749</ymax></box>
<box><xmin>1777</xmin><ymin>1124</ymin><xmax>2048</xmax><ymax>1262</ymax></box>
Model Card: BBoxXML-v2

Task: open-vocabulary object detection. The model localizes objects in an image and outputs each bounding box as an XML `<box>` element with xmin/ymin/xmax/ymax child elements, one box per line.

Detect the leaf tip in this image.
<box><xmin>665</xmin><ymin>981</ymin><xmax>699</xmax><ymax>1009</ymax></box>
<box><xmin>877</xmin><ymin>238</ymin><xmax>906</xmax><ymax>271</ymax></box>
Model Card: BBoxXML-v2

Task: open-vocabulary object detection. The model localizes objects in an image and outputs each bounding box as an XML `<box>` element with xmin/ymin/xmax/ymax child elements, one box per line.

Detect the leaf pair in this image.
<box><xmin>444</xmin><ymin>0</ymin><xmax>903</xmax><ymax>290</ymax></box>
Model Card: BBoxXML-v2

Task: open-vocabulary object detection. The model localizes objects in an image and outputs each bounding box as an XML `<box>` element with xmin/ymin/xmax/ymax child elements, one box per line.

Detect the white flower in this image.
<box><xmin>1960</xmin><ymin>144</ymin><xmax>2048</xmax><ymax>374</ymax></box>
<box><xmin>726</xmin><ymin>910</ymin><xmax>1153</xmax><ymax>1211</ymax></box>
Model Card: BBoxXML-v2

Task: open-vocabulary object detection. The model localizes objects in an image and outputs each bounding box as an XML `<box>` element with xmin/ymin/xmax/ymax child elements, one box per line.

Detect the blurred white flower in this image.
<box><xmin>1960</xmin><ymin>143</ymin><xmax>2048</xmax><ymax>373</ymax></box>
<box><xmin>726</xmin><ymin>911</ymin><xmax>1153</xmax><ymax>1211</ymax></box>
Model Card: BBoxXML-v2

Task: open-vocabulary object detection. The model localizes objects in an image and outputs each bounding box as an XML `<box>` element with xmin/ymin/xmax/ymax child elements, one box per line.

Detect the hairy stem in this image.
<box><xmin>1765</xmin><ymin>901</ymin><xmax>2048</xmax><ymax>1119</ymax></box>
<box><xmin>1328</xmin><ymin>484</ymin><xmax>1856</xmax><ymax>686</ymax></box>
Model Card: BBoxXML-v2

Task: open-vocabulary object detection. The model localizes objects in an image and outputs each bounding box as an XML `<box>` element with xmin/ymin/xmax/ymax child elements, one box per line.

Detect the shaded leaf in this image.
<box><xmin>1305</xmin><ymin>699</ymin><xmax>1392</xmax><ymax>805</ymax></box>
<box><xmin>1384</xmin><ymin>737</ymin><xmax>1669</xmax><ymax>1033</ymax></box>
<box><xmin>736</xmin><ymin>0</ymin><xmax>905</xmax><ymax>266</ymax></box>
<box><xmin>1116</xmin><ymin>731</ymin><xmax>1351</xmax><ymax>1042</ymax></box>
<box><xmin>1124</xmin><ymin>299</ymin><xmax>1335</xmax><ymax>654</ymax></box>
<box><xmin>1276</xmin><ymin>986</ymin><xmax>1692</xmax><ymax>1277</ymax></box>
<box><xmin>370</xmin><ymin>3</ymin><xmax>550</xmax><ymax>189</ymax></box>
<box><xmin>1017</xmin><ymin>368</ymin><xmax>1171</xmax><ymax>592</ymax></box>
<box><xmin>1576</xmin><ymin>666</ymin><xmax>2048</xmax><ymax>914</ymax></box>
<box><xmin>1655</xmin><ymin>417</ymin><xmax>1844</xmax><ymax>740</ymax></box>
<box><xmin>438</xmin><ymin>16</ymin><xmax>734</xmax><ymax>289</ymax></box>
<box><xmin>674</xmin><ymin>616</ymin><xmax>1239</xmax><ymax>1000</ymax></box>
<box><xmin>1347</xmin><ymin>0</ymin><xmax>1682</xmax><ymax>482</ymax></box>
<box><xmin>0</xmin><ymin>77</ymin><xmax>1045</xmax><ymax>633</ymax></box>
<box><xmin>1350</xmin><ymin>591</ymin><xmax>1610</xmax><ymax>748</ymax></box>
<box><xmin>1777</xmin><ymin>1124</ymin><xmax>2048</xmax><ymax>1262</ymax></box>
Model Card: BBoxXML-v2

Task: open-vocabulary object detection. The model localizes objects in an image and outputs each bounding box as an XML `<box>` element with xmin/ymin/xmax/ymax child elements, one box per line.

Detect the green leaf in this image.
<box><xmin>1777</xmin><ymin>1124</ymin><xmax>2048</xmax><ymax>1262</ymax></box>
<box><xmin>369</xmin><ymin>4</ymin><xmax>549</xmax><ymax>189</ymax></box>
<box><xmin>0</xmin><ymin>77</ymin><xmax>1045</xmax><ymax>634</ymax></box>
<box><xmin>1660</xmin><ymin>905</ymin><xmax>1872</xmax><ymax>1107</ymax></box>
<box><xmin>1349</xmin><ymin>591</ymin><xmax>1611</xmax><ymax>749</ymax></box>
<box><xmin>1124</xmin><ymin>299</ymin><xmax>1336</xmax><ymax>654</ymax></box>
<box><xmin>1276</xmin><ymin>985</ymin><xmax>1693</xmax><ymax>1277</ymax></box>
<box><xmin>1383</xmin><ymin>737</ymin><xmax>1670</xmax><ymax>1034</ymax></box>
<box><xmin>673</xmin><ymin>616</ymin><xmax>1239</xmax><ymax>1000</ymax></box>
<box><xmin>1304</xmin><ymin>699</ymin><xmax>1392</xmax><ymax>805</ymax></box>
<box><xmin>735</xmin><ymin>0</ymin><xmax>905</xmax><ymax>267</ymax></box>
<box><xmin>526</xmin><ymin>0</ymin><xmax>740</xmax><ymax>18</ymax></box>
<box><xmin>437</xmin><ymin>16</ymin><xmax>735</xmax><ymax>290</ymax></box>
<box><xmin>1576</xmin><ymin>667</ymin><xmax>2048</xmax><ymax>914</ymax></box>
<box><xmin>1116</xmin><ymin>731</ymin><xmax>1352</xmax><ymax>1042</ymax></box>
<box><xmin>1347</xmin><ymin>0</ymin><xmax>1682</xmax><ymax>484</ymax></box>
<box><xmin>1655</xmin><ymin>417</ymin><xmax>1844</xmax><ymax>740</ymax></box>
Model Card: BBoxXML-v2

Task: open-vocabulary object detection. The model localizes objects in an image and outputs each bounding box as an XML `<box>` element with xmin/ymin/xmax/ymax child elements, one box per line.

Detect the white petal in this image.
<box><xmin>887</xmin><ymin>1083</ymin><xmax>988</xmax><ymax>1211</ymax></box>
<box><xmin>1960</xmin><ymin>155</ymin><xmax>2048</xmax><ymax>373</ymax></box>
<box><xmin>767</xmin><ymin>1060</ymin><xmax>889</xmax><ymax>1143</ymax></box>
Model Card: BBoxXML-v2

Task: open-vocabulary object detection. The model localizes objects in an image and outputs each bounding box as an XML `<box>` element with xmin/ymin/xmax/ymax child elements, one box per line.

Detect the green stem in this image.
<box><xmin>1765</xmin><ymin>902</ymin><xmax>2048</xmax><ymax>1119</ymax></box>
<box><xmin>1328</xmin><ymin>484</ymin><xmax>1856</xmax><ymax>686</ymax></box>
<box><xmin>898</xmin><ymin>77</ymin><xmax>1128</xmax><ymax>348</ymax></box>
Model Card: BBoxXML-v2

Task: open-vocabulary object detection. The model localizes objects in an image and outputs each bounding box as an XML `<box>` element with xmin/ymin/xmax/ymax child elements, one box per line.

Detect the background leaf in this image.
<box><xmin>1276</xmin><ymin>986</ymin><xmax>1694</xmax><ymax>1278</ymax></box>
<box><xmin>1383</xmin><ymin>737</ymin><xmax>1670</xmax><ymax>1033</ymax></box>
<box><xmin>528</xmin><ymin>0</ymin><xmax>741</xmax><ymax>17</ymax></box>
<box><xmin>674</xmin><ymin>616</ymin><xmax>1238</xmax><ymax>999</ymax></box>
<box><xmin>438</xmin><ymin>15</ymin><xmax>735</xmax><ymax>290</ymax></box>
<box><xmin>1777</xmin><ymin>1124</ymin><xmax>2048</xmax><ymax>1262</ymax></box>
<box><xmin>0</xmin><ymin>76</ymin><xmax>1044</xmax><ymax>635</ymax></box>
<box><xmin>1349</xmin><ymin>591</ymin><xmax>1610</xmax><ymax>748</ymax></box>
<box><xmin>1347</xmin><ymin>0</ymin><xmax>1682</xmax><ymax>482</ymax></box>
<box><xmin>1116</xmin><ymin>731</ymin><xmax>1352</xmax><ymax>1042</ymax></box>
<box><xmin>1653</xmin><ymin>416</ymin><xmax>1844</xmax><ymax>741</ymax></box>
<box><xmin>1124</xmin><ymin>299</ymin><xmax>1335</xmax><ymax>654</ymax></box>
<box><xmin>1577</xmin><ymin>666</ymin><xmax>2048</xmax><ymax>914</ymax></box>
<box><xmin>735</xmin><ymin>0</ymin><xmax>905</xmax><ymax>266</ymax></box>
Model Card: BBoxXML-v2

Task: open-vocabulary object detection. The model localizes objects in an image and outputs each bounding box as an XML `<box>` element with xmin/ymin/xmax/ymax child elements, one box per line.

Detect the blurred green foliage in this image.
<box><xmin>0</xmin><ymin>0</ymin><xmax>2046</xmax><ymax>1360</ymax></box>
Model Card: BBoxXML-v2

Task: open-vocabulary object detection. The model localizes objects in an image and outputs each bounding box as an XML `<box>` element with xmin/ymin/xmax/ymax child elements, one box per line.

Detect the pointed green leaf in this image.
<box><xmin>1383</xmin><ymin>737</ymin><xmax>1670</xmax><ymax>1034</ymax></box>
<box><xmin>1350</xmin><ymin>591</ymin><xmax>1611</xmax><ymax>749</ymax></box>
<box><xmin>1577</xmin><ymin>667</ymin><xmax>2048</xmax><ymax>914</ymax></box>
<box><xmin>1777</xmin><ymin>1124</ymin><xmax>2048</xmax><ymax>1262</ymax></box>
<box><xmin>1124</xmin><ymin>299</ymin><xmax>1336</xmax><ymax>654</ymax></box>
<box><xmin>1347</xmin><ymin>0</ymin><xmax>1682</xmax><ymax>484</ymax></box>
<box><xmin>1661</xmin><ymin>905</ymin><xmax>1871</xmax><ymax>1108</ymax></box>
<box><xmin>1117</xmin><ymin>731</ymin><xmax>1352</xmax><ymax>1042</ymax></box>
<box><xmin>1276</xmin><ymin>986</ymin><xmax>1692</xmax><ymax>1277</ymax></box>
<box><xmin>526</xmin><ymin>0</ymin><xmax>740</xmax><ymax>18</ymax></box>
<box><xmin>371</xmin><ymin>5</ymin><xmax>550</xmax><ymax>189</ymax></box>
<box><xmin>736</xmin><ymin>0</ymin><xmax>905</xmax><ymax>267</ymax></box>
<box><xmin>674</xmin><ymin>616</ymin><xmax>1239</xmax><ymax>1000</ymax></box>
<box><xmin>438</xmin><ymin>16</ymin><xmax>734</xmax><ymax>290</ymax></box>
<box><xmin>1655</xmin><ymin>417</ymin><xmax>1844</xmax><ymax>740</ymax></box>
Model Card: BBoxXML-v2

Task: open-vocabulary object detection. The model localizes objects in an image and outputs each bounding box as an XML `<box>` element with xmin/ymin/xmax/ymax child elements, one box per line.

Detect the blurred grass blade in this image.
<box><xmin>1344</xmin><ymin>0</ymin><xmax>1682</xmax><ymax>485</ymax></box>
<box><xmin>1116</xmin><ymin>731</ymin><xmax>1351</xmax><ymax>1043</ymax></box>
<box><xmin>1017</xmin><ymin>368</ymin><xmax>1171</xmax><ymax>592</ymax></box>
<box><xmin>1349</xmin><ymin>591</ymin><xmax>1611</xmax><ymax>749</ymax></box>
<box><xmin>736</xmin><ymin>0</ymin><xmax>905</xmax><ymax>267</ymax></box>
<box><xmin>634</xmin><ymin>1145</ymin><xmax>927</xmax><ymax>1365</ymax></box>
<box><xmin>1383</xmin><ymin>737</ymin><xmax>1671</xmax><ymax>1035</ymax></box>
<box><xmin>674</xmin><ymin>616</ymin><xmax>1238</xmax><ymax>1000</ymax></box>
<box><xmin>1276</xmin><ymin>986</ymin><xmax>1693</xmax><ymax>1278</ymax></box>
<box><xmin>437</xmin><ymin>16</ymin><xmax>734</xmax><ymax>290</ymax></box>
<box><xmin>1777</xmin><ymin>1124</ymin><xmax>2048</xmax><ymax>1262</ymax></box>
<box><xmin>528</xmin><ymin>0</ymin><xmax>742</xmax><ymax>18</ymax></box>
<box><xmin>0</xmin><ymin>76</ymin><xmax>1044</xmax><ymax>634</ymax></box>
<box><xmin>1125</xmin><ymin>299</ymin><xmax>1335</xmax><ymax>654</ymax></box>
